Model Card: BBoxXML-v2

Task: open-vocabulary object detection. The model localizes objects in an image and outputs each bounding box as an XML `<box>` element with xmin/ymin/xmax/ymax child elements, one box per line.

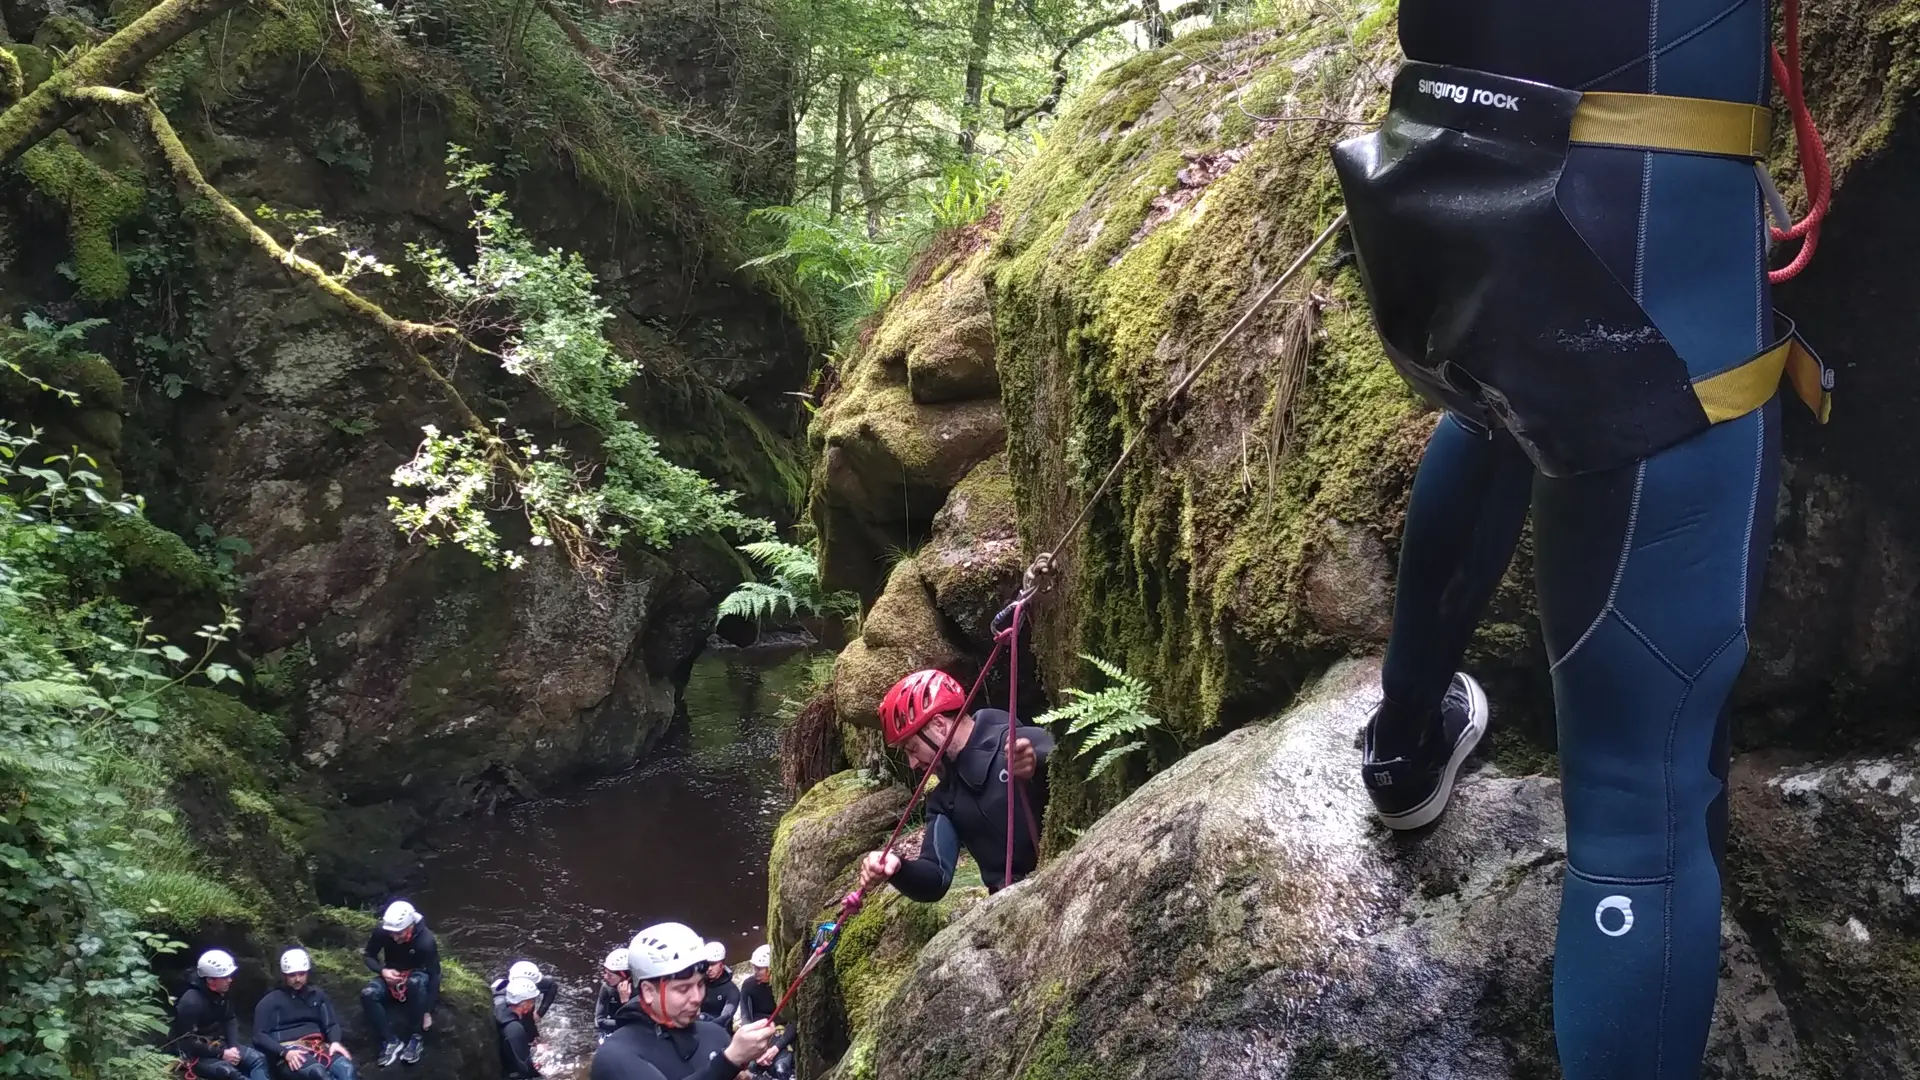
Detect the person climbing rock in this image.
<box><xmin>856</xmin><ymin>669</ymin><xmax>1055</xmax><ymax>899</ymax></box>
<box><xmin>594</xmin><ymin>948</ymin><xmax>633</xmax><ymax>1044</ymax></box>
<box><xmin>491</xmin><ymin>960</ymin><xmax>558</xmax><ymax>1019</ymax></box>
<box><xmin>591</xmin><ymin>922</ymin><xmax>778</xmax><ymax>1080</ymax></box>
<box><xmin>169</xmin><ymin>949</ymin><xmax>271</xmax><ymax>1080</ymax></box>
<box><xmin>696</xmin><ymin>943</ymin><xmax>738</xmax><ymax>1029</ymax></box>
<box><xmin>1328</xmin><ymin>0</ymin><xmax>1831</xmax><ymax>1076</ymax></box>
<box><xmin>495</xmin><ymin>977</ymin><xmax>544</xmax><ymax>1079</ymax></box>
<box><xmin>254</xmin><ymin>949</ymin><xmax>356</xmax><ymax>1080</ymax></box>
<box><xmin>735</xmin><ymin>946</ymin><xmax>775</xmax><ymax>1028</ymax></box>
<box><xmin>359</xmin><ymin>900</ymin><xmax>441</xmax><ymax>1067</ymax></box>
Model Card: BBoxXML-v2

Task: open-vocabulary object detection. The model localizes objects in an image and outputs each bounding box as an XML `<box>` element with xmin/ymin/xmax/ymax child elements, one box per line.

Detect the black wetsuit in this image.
<box><xmin>494</xmin><ymin>1001</ymin><xmax>541</xmax><ymax>1079</ymax></box>
<box><xmin>891</xmin><ymin>709</ymin><xmax>1053</xmax><ymax>900</ymax></box>
<box><xmin>170</xmin><ymin>975</ymin><xmax>271</xmax><ymax>1080</ymax></box>
<box><xmin>359</xmin><ymin>925</ymin><xmax>441</xmax><ymax>1042</ymax></box>
<box><xmin>697</xmin><ymin>968</ymin><xmax>738</xmax><ymax>1028</ymax></box>
<box><xmin>736</xmin><ymin>975</ymin><xmax>775</xmax><ymax>1028</ymax></box>
<box><xmin>590</xmin><ymin>998</ymin><xmax>738</xmax><ymax>1080</ymax></box>
<box><xmin>253</xmin><ymin>983</ymin><xmax>356</xmax><ymax>1080</ymax></box>
<box><xmin>594</xmin><ymin>981</ymin><xmax>634</xmax><ymax>1038</ymax></box>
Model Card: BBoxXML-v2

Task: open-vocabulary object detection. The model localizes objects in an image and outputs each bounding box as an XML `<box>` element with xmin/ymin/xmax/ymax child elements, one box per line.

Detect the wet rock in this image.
<box><xmin>852</xmin><ymin>660</ymin><xmax>1800</xmax><ymax>1080</ymax></box>
<box><xmin>833</xmin><ymin>559</ymin><xmax>966</xmax><ymax>729</ymax></box>
<box><xmin>1300</xmin><ymin>518</ymin><xmax>1395</xmax><ymax>644</ymax></box>
<box><xmin>919</xmin><ymin>453</ymin><xmax>1024</xmax><ymax>650</ymax></box>
<box><xmin>1727</xmin><ymin>745</ymin><xmax>1920</xmax><ymax>1078</ymax></box>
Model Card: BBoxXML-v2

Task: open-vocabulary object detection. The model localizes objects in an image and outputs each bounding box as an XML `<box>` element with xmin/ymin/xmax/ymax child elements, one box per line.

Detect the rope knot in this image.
<box><xmin>1020</xmin><ymin>552</ymin><xmax>1057</xmax><ymax>598</ymax></box>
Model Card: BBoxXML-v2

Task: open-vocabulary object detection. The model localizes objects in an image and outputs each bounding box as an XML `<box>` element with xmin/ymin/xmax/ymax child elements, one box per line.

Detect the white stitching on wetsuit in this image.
<box><xmin>1549</xmin><ymin>462</ymin><xmax>1646</xmax><ymax>672</ymax></box>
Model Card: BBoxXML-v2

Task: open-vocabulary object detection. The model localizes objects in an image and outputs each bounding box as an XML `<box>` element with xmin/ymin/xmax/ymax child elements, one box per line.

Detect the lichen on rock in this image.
<box><xmin>833</xmin><ymin>557</ymin><xmax>967</xmax><ymax>729</ymax></box>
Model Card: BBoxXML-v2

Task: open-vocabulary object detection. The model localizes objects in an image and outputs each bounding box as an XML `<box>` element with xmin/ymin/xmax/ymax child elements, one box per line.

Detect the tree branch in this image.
<box><xmin>0</xmin><ymin>0</ymin><xmax>246</xmax><ymax>166</ymax></box>
<box><xmin>993</xmin><ymin>0</ymin><xmax>1208</xmax><ymax>132</ymax></box>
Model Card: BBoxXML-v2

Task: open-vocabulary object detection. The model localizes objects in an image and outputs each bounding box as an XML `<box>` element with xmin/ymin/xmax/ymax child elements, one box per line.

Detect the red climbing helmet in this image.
<box><xmin>880</xmin><ymin>669</ymin><xmax>965</xmax><ymax>746</ymax></box>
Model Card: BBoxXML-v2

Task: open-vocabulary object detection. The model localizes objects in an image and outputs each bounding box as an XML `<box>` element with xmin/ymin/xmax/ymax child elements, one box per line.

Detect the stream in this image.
<box><xmin>413</xmin><ymin>642</ymin><xmax>821</xmax><ymax>1077</ymax></box>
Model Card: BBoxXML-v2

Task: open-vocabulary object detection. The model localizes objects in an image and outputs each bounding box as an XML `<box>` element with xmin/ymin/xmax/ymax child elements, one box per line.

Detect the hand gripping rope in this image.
<box><xmin>767</xmin><ymin>597</ymin><xmax>1035</xmax><ymax>1023</ymax></box>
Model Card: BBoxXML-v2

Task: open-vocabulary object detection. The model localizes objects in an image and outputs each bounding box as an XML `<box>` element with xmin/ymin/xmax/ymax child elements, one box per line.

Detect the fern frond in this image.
<box><xmin>1087</xmin><ymin>740</ymin><xmax>1146</xmax><ymax>780</ymax></box>
<box><xmin>717</xmin><ymin>581</ymin><xmax>793</xmax><ymax>623</ymax></box>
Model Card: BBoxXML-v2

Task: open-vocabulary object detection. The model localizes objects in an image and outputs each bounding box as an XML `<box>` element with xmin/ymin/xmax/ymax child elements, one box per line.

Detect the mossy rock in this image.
<box><xmin>919</xmin><ymin>453</ymin><xmax>1023</xmax><ymax>651</ymax></box>
<box><xmin>98</xmin><ymin>515</ymin><xmax>221</xmax><ymax>599</ymax></box>
<box><xmin>15</xmin><ymin>135</ymin><xmax>145</xmax><ymax>301</ymax></box>
<box><xmin>856</xmin><ymin>660</ymin><xmax>1802</xmax><ymax>1079</ymax></box>
<box><xmin>832</xmin><ymin>558</ymin><xmax>966</xmax><ymax>729</ymax></box>
<box><xmin>811</xmin><ymin>244</ymin><xmax>1009</xmax><ymax>600</ymax></box>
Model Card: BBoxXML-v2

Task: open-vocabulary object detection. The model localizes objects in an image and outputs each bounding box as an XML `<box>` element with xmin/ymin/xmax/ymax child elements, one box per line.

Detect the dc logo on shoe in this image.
<box><xmin>1594</xmin><ymin>895</ymin><xmax>1635</xmax><ymax>937</ymax></box>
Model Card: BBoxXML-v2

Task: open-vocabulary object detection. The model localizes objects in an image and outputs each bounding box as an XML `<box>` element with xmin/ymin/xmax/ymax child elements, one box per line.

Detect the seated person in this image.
<box><xmin>697</xmin><ymin>943</ymin><xmax>738</xmax><ymax>1029</ymax></box>
<box><xmin>359</xmin><ymin>900</ymin><xmax>440</xmax><ymax>1067</ymax></box>
<box><xmin>253</xmin><ymin>949</ymin><xmax>356</xmax><ymax>1080</ymax></box>
<box><xmin>169</xmin><ymin>949</ymin><xmax>269</xmax><ymax>1080</ymax></box>
<box><xmin>490</xmin><ymin>960</ymin><xmax>557</xmax><ymax>1019</ymax></box>
<box><xmin>495</xmin><ymin>978</ymin><xmax>544</xmax><ymax>1079</ymax></box>
<box><xmin>593</xmin><ymin>948</ymin><xmax>632</xmax><ymax>1044</ymax></box>
<box><xmin>735</xmin><ymin>946</ymin><xmax>775</xmax><ymax>1028</ymax></box>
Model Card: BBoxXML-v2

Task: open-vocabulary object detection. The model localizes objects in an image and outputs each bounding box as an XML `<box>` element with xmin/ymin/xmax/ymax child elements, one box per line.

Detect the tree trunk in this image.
<box><xmin>830</xmin><ymin>75</ymin><xmax>853</xmax><ymax>219</ymax></box>
<box><xmin>850</xmin><ymin>94</ymin><xmax>881</xmax><ymax>238</ymax></box>
<box><xmin>0</xmin><ymin>0</ymin><xmax>243</xmax><ymax>166</ymax></box>
<box><xmin>958</xmin><ymin>0</ymin><xmax>996</xmax><ymax>153</ymax></box>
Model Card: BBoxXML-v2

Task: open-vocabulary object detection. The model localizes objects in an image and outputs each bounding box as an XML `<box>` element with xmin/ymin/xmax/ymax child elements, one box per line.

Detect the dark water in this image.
<box><xmin>413</xmin><ymin>643</ymin><xmax>821</xmax><ymax>1076</ymax></box>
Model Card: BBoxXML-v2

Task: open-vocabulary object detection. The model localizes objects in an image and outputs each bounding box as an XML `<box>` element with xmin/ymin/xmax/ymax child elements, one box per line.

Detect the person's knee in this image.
<box><xmin>360</xmin><ymin>980</ymin><xmax>384</xmax><ymax>1003</ymax></box>
<box><xmin>329</xmin><ymin>1057</ymin><xmax>359</xmax><ymax>1080</ymax></box>
<box><xmin>405</xmin><ymin>971</ymin><xmax>428</xmax><ymax>991</ymax></box>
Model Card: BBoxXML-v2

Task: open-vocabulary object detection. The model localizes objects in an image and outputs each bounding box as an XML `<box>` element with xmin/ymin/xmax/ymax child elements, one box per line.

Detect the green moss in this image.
<box><xmin>97</xmin><ymin>515</ymin><xmax>219</xmax><ymax>597</ymax></box>
<box><xmin>16</xmin><ymin>137</ymin><xmax>145</xmax><ymax>300</ymax></box>
<box><xmin>1</xmin><ymin>44</ymin><xmax>52</xmax><ymax>95</ymax></box>
<box><xmin>832</xmin><ymin>859</ymin><xmax>986</xmax><ymax>1079</ymax></box>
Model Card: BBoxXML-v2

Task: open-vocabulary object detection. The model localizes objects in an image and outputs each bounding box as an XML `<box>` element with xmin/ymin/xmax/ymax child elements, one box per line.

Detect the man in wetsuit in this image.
<box><xmin>696</xmin><ymin>943</ymin><xmax>738</xmax><ymax>1029</ymax></box>
<box><xmin>1330</xmin><ymin>1</ymin><xmax>1813</xmax><ymax>1076</ymax></box>
<box><xmin>359</xmin><ymin>900</ymin><xmax>441</xmax><ymax>1067</ymax></box>
<box><xmin>254</xmin><ymin>949</ymin><xmax>356</xmax><ymax>1080</ymax></box>
<box><xmin>595</xmin><ymin>948</ymin><xmax>633</xmax><ymax>1044</ymax></box>
<box><xmin>855</xmin><ymin>670</ymin><xmax>1054</xmax><ymax>900</ymax></box>
<box><xmin>495</xmin><ymin>978</ymin><xmax>544</xmax><ymax>1079</ymax></box>
<box><xmin>591</xmin><ymin>922</ymin><xmax>778</xmax><ymax>1080</ymax></box>
<box><xmin>491</xmin><ymin>961</ymin><xmax>558</xmax><ymax>1020</ymax></box>
<box><xmin>735</xmin><ymin>946</ymin><xmax>775</xmax><ymax>1029</ymax></box>
<box><xmin>169</xmin><ymin>949</ymin><xmax>271</xmax><ymax>1080</ymax></box>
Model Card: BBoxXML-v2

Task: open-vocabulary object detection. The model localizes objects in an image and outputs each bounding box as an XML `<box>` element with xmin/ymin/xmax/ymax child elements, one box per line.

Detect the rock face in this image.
<box><xmin>843</xmin><ymin>661</ymin><xmax>1804</xmax><ymax>1080</ymax></box>
<box><xmin>0</xmin><ymin>6</ymin><xmax>811</xmax><ymax>896</ymax></box>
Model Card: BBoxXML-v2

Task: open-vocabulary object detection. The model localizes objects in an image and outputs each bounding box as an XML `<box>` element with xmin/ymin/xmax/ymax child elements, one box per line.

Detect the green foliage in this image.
<box><xmin>1035</xmin><ymin>654</ymin><xmax>1165</xmax><ymax>780</ymax></box>
<box><xmin>15</xmin><ymin>138</ymin><xmax>145</xmax><ymax>302</ymax></box>
<box><xmin>0</xmin><ymin>419</ymin><xmax>252</xmax><ymax>1078</ymax></box>
<box><xmin>718</xmin><ymin>539</ymin><xmax>862</xmax><ymax>629</ymax></box>
<box><xmin>384</xmin><ymin>147</ymin><xmax>773</xmax><ymax>570</ymax></box>
<box><xmin>742</xmin><ymin>206</ymin><xmax>906</xmax><ymax>334</ymax></box>
<box><xmin>1</xmin><ymin>313</ymin><xmax>113</xmax><ymax>406</ymax></box>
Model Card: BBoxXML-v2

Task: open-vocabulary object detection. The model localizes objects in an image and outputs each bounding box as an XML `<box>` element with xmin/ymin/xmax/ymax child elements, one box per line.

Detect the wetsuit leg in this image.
<box><xmin>1374</xmin><ymin>413</ymin><xmax>1533</xmax><ymax>754</ymax></box>
<box><xmin>189</xmin><ymin>1057</ymin><xmax>245</xmax><ymax>1080</ymax></box>
<box><xmin>1538</xmin><ymin>22</ymin><xmax>1777</xmax><ymax>1063</ymax></box>
<box><xmin>327</xmin><ymin>1056</ymin><xmax>360</xmax><ymax>1080</ymax></box>
<box><xmin>360</xmin><ymin>981</ymin><xmax>395</xmax><ymax>1044</ymax></box>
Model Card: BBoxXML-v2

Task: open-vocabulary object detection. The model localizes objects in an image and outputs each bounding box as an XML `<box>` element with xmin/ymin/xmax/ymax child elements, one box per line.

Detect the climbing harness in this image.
<box><xmin>768</xmin><ymin>599</ymin><xmax>1037</xmax><ymax>1022</ymax></box>
<box><xmin>287</xmin><ymin>1035</ymin><xmax>335</xmax><ymax>1068</ymax></box>
<box><xmin>1332</xmin><ymin>0</ymin><xmax>1833</xmax><ymax>476</ymax></box>
<box><xmin>387</xmin><ymin>970</ymin><xmax>412</xmax><ymax>1001</ymax></box>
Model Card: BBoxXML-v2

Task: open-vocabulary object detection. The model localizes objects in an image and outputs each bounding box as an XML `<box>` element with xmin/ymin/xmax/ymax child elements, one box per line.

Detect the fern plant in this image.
<box><xmin>717</xmin><ymin>540</ymin><xmax>861</xmax><ymax>631</ymax></box>
<box><xmin>1035</xmin><ymin>654</ymin><xmax>1166</xmax><ymax>781</ymax></box>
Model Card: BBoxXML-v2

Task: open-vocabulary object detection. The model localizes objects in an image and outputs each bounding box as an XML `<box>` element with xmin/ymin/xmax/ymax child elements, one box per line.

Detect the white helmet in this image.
<box><xmin>604</xmin><ymin>948</ymin><xmax>630</xmax><ymax>972</ymax></box>
<box><xmin>280</xmin><ymin>948</ymin><xmax>312</xmax><ymax>974</ymax></box>
<box><xmin>502</xmin><ymin>977</ymin><xmax>541</xmax><ymax>1006</ymax></box>
<box><xmin>750</xmin><ymin>945</ymin><xmax>771</xmax><ymax>970</ymax></box>
<box><xmin>197</xmin><ymin>949</ymin><xmax>238</xmax><ymax>979</ymax></box>
<box><xmin>380</xmin><ymin>900</ymin><xmax>420</xmax><ymax>932</ymax></box>
<box><xmin>703</xmin><ymin>941</ymin><xmax>726</xmax><ymax>966</ymax></box>
<box><xmin>508</xmin><ymin>960</ymin><xmax>541</xmax><ymax>985</ymax></box>
<box><xmin>628</xmin><ymin>922</ymin><xmax>707</xmax><ymax>980</ymax></box>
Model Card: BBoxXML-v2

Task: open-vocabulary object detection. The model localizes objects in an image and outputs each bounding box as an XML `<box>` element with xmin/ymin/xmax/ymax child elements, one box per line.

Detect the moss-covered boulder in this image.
<box><xmin>857</xmin><ymin>660</ymin><xmax>1804</xmax><ymax>1079</ymax></box>
<box><xmin>920</xmin><ymin>453</ymin><xmax>1024</xmax><ymax>651</ymax></box>
<box><xmin>1726</xmin><ymin>746</ymin><xmax>1920</xmax><ymax>1079</ymax></box>
<box><xmin>833</xmin><ymin>558</ymin><xmax>967</xmax><ymax>729</ymax></box>
<box><xmin>812</xmin><ymin>245</ymin><xmax>1008</xmax><ymax>600</ymax></box>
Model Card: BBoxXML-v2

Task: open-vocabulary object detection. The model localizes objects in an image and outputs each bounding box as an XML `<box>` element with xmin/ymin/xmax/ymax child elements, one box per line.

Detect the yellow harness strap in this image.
<box><xmin>1570</xmin><ymin>91</ymin><xmax>1773</xmax><ymax>159</ymax></box>
<box><xmin>1692</xmin><ymin>332</ymin><xmax>1834</xmax><ymax>425</ymax></box>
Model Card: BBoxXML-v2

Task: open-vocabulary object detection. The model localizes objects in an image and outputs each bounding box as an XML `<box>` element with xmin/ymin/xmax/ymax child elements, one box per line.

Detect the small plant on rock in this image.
<box><xmin>717</xmin><ymin>539</ymin><xmax>861</xmax><ymax>632</ymax></box>
<box><xmin>1036</xmin><ymin>653</ymin><xmax>1165</xmax><ymax>780</ymax></box>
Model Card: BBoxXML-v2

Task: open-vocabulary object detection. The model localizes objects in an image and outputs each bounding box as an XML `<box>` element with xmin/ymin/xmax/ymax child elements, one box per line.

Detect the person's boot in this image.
<box><xmin>399</xmin><ymin>1035</ymin><xmax>423</xmax><ymax>1065</ymax></box>
<box><xmin>377</xmin><ymin>1040</ymin><xmax>403</xmax><ymax>1067</ymax></box>
<box><xmin>1361</xmin><ymin>671</ymin><xmax>1489</xmax><ymax>830</ymax></box>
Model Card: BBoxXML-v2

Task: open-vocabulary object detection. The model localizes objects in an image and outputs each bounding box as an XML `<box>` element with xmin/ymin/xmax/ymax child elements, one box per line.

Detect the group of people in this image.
<box><xmin>166</xmin><ymin>900</ymin><xmax>437</xmax><ymax>1080</ymax></box>
<box><xmin>587</xmin><ymin>925</ymin><xmax>791</xmax><ymax>1080</ymax></box>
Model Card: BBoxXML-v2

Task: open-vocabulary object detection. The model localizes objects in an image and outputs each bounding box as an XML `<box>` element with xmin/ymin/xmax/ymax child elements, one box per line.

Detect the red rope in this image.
<box><xmin>1004</xmin><ymin>600</ymin><xmax>1023</xmax><ymax>888</ymax></box>
<box><xmin>767</xmin><ymin>620</ymin><xmax>1015</xmax><ymax>1023</ymax></box>
<box><xmin>1768</xmin><ymin>0</ymin><xmax>1830</xmax><ymax>284</ymax></box>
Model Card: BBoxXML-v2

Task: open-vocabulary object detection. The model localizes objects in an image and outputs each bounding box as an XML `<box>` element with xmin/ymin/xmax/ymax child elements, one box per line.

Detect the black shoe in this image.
<box><xmin>400</xmin><ymin>1035</ymin><xmax>423</xmax><ymax>1065</ymax></box>
<box><xmin>378</xmin><ymin>1040</ymin><xmax>403</xmax><ymax>1067</ymax></box>
<box><xmin>1362</xmin><ymin>672</ymin><xmax>1488</xmax><ymax>830</ymax></box>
